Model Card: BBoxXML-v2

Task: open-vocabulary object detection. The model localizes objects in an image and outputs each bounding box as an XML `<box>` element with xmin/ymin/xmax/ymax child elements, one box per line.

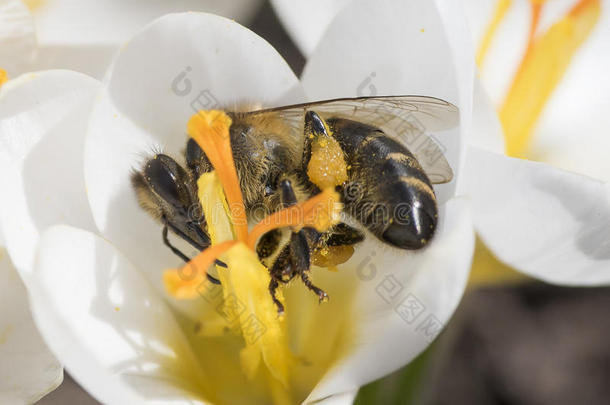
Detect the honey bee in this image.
<box><xmin>132</xmin><ymin>96</ymin><xmax>457</xmax><ymax>313</ymax></box>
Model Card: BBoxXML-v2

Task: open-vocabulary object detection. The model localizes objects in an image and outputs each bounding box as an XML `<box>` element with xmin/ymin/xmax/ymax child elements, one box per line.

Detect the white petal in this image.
<box><xmin>30</xmin><ymin>225</ymin><xmax>211</xmax><ymax>405</ymax></box>
<box><xmin>308</xmin><ymin>197</ymin><xmax>474</xmax><ymax>401</ymax></box>
<box><xmin>270</xmin><ymin>0</ymin><xmax>351</xmax><ymax>56</ymax></box>
<box><xmin>470</xmin><ymin>75</ymin><xmax>505</xmax><ymax>154</ymax></box>
<box><xmin>32</xmin><ymin>46</ymin><xmax>117</xmax><ymax>82</ymax></box>
<box><xmin>302</xmin><ymin>0</ymin><xmax>464</xmax><ymax>102</ymax></box>
<box><xmin>464</xmin><ymin>146</ymin><xmax>610</xmax><ymax>286</ymax></box>
<box><xmin>85</xmin><ymin>12</ymin><xmax>304</xmax><ymax>314</ymax></box>
<box><xmin>32</xmin><ymin>0</ymin><xmax>263</xmax><ymax>45</ymax></box>
<box><xmin>0</xmin><ymin>0</ymin><xmax>36</xmax><ymax>76</ymax></box>
<box><xmin>0</xmin><ymin>70</ymin><xmax>99</xmax><ymax>281</ymax></box>
<box><xmin>302</xmin><ymin>0</ymin><xmax>474</xmax><ymax>205</ymax></box>
<box><xmin>529</xmin><ymin>5</ymin><xmax>610</xmax><ymax>182</ymax></box>
<box><xmin>463</xmin><ymin>0</ymin><xmax>531</xmax><ymax>105</ymax></box>
<box><xmin>24</xmin><ymin>0</ymin><xmax>263</xmax><ymax>79</ymax></box>
<box><xmin>435</xmin><ymin>0</ymin><xmax>475</xmax><ymax>191</ymax></box>
<box><xmin>0</xmin><ymin>249</ymin><xmax>62</xmax><ymax>404</ymax></box>
<box><xmin>462</xmin><ymin>0</ymin><xmax>498</xmax><ymax>49</ymax></box>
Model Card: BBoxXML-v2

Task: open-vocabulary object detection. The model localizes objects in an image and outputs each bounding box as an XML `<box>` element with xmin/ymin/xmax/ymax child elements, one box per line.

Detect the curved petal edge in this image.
<box><xmin>464</xmin><ymin>146</ymin><xmax>610</xmax><ymax>286</ymax></box>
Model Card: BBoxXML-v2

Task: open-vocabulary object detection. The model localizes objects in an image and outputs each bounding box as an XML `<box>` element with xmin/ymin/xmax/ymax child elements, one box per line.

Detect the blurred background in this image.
<box><xmin>34</xmin><ymin>1</ymin><xmax>610</xmax><ymax>404</ymax></box>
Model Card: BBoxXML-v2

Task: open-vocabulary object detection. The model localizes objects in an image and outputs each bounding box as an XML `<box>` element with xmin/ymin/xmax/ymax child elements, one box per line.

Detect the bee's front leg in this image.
<box><xmin>162</xmin><ymin>224</ymin><xmax>221</xmax><ymax>285</ymax></box>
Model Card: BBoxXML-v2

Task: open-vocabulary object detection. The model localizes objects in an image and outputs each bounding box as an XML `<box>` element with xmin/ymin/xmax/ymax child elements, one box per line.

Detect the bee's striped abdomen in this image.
<box><xmin>328</xmin><ymin>117</ymin><xmax>438</xmax><ymax>249</ymax></box>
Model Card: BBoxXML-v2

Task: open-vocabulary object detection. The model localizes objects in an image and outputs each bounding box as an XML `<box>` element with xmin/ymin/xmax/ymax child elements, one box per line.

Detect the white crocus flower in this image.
<box><xmin>0</xmin><ymin>0</ymin><xmax>262</xmax><ymax>79</ymax></box>
<box><xmin>271</xmin><ymin>0</ymin><xmax>610</xmax><ymax>286</ymax></box>
<box><xmin>463</xmin><ymin>0</ymin><xmax>610</xmax><ymax>285</ymax></box>
<box><xmin>0</xmin><ymin>1</ymin><xmax>478</xmax><ymax>403</ymax></box>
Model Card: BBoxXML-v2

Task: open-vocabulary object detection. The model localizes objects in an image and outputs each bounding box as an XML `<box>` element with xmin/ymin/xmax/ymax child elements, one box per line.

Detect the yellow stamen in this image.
<box><xmin>476</xmin><ymin>0</ymin><xmax>513</xmax><ymax>67</ymax></box>
<box><xmin>217</xmin><ymin>243</ymin><xmax>292</xmax><ymax>386</ymax></box>
<box><xmin>0</xmin><ymin>69</ymin><xmax>8</xmax><ymax>87</ymax></box>
<box><xmin>247</xmin><ymin>188</ymin><xmax>342</xmax><ymax>250</ymax></box>
<box><xmin>499</xmin><ymin>0</ymin><xmax>601</xmax><ymax>157</ymax></box>
<box><xmin>188</xmin><ymin>110</ymin><xmax>248</xmax><ymax>242</ymax></box>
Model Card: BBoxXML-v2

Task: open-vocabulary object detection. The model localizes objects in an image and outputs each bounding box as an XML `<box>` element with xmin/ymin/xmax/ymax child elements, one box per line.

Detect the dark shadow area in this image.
<box><xmin>37</xmin><ymin>374</ymin><xmax>101</xmax><ymax>405</ymax></box>
<box><xmin>419</xmin><ymin>282</ymin><xmax>610</xmax><ymax>405</ymax></box>
<box><xmin>534</xmin><ymin>174</ymin><xmax>610</xmax><ymax>261</ymax></box>
<box><xmin>248</xmin><ymin>1</ymin><xmax>306</xmax><ymax>76</ymax></box>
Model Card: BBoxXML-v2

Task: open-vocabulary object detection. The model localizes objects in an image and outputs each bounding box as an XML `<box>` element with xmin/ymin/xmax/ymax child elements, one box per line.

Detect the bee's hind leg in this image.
<box><xmin>290</xmin><ymin>227</ymin><xmax>329</xmax><ymax>303</ymax></box>
<box><xmin>326</xmin><ymin>223</ymin><xmax>365</xmax><ymax>246</ymax></box>
<box><xmin>300</xmin><ymin>270</ymin><xmax>328</xmax><ymax>303</ymax></box>
<box><xmin>268</xmin><ymin>178</ymin><xmax>330</xmax><ymax>308</ymax></box>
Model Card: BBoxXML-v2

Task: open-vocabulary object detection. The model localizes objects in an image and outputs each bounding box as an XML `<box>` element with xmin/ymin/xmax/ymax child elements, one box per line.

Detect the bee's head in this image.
<box><xmin>131</xmin><ymin>154</ymin><xmax>211</xmax><ymax>249</ymax></box>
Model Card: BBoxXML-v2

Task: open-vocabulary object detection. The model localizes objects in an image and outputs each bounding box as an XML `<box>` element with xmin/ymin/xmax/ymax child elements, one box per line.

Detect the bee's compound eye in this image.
<box><xmin>144</xmin><ymin>155</ymin><xmax>188</xmax><ymax>209</ymax></box>
<box><xmin>185</xmin><ymin>138</ymin><xmax>202</xmax><ymax>168</ymax></box>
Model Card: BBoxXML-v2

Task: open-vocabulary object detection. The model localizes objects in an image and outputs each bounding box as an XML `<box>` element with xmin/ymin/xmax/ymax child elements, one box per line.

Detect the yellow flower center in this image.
<box><xmin>163</xmin><ymin>110</ymin><xmax>344</xmax><ymax>400</ymax></box>
<box><xmin>478</xmin><ymin>0</ymin><xmax>601</xmax><ymax>157</ymax></box>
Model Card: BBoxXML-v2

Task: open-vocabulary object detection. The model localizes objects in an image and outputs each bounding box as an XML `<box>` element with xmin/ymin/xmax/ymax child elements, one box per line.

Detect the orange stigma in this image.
<box><xmin>187</xmin><ymin>110</ymin><xmax>248</xmax><ymax>242</ymax></box>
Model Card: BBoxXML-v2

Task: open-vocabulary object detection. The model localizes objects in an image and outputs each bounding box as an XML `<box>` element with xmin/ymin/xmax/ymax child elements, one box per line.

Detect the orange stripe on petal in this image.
<box><xmin>529</xmin><ymin>1</ymin><xmax>543</xmax><ymax>42</ymax></box>
<box><xmin>500</xmin><ymin>0</ymin><xmax>600</xmax><ymax>157</ymax></box>
<box><xmin>477</xmin><ymin>0</ymin><xmax>513</xmax><ymax>68</ymax></box>
<box><xmin>0</xmin><ymin>69</ymin><xmax>8</xmax><ymax>87</ymax></box>
<box><xmin>187</xmin><ymin>111</ymin><xmax>248</xmax><ymax>242</ymax></box>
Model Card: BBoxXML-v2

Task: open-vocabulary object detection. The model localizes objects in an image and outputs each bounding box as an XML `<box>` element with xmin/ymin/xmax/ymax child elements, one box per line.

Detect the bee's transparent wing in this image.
<box><xmin>249</xmin><ymin>96</ymin><xmax>458</xmax><ymax>184</ymax></box>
